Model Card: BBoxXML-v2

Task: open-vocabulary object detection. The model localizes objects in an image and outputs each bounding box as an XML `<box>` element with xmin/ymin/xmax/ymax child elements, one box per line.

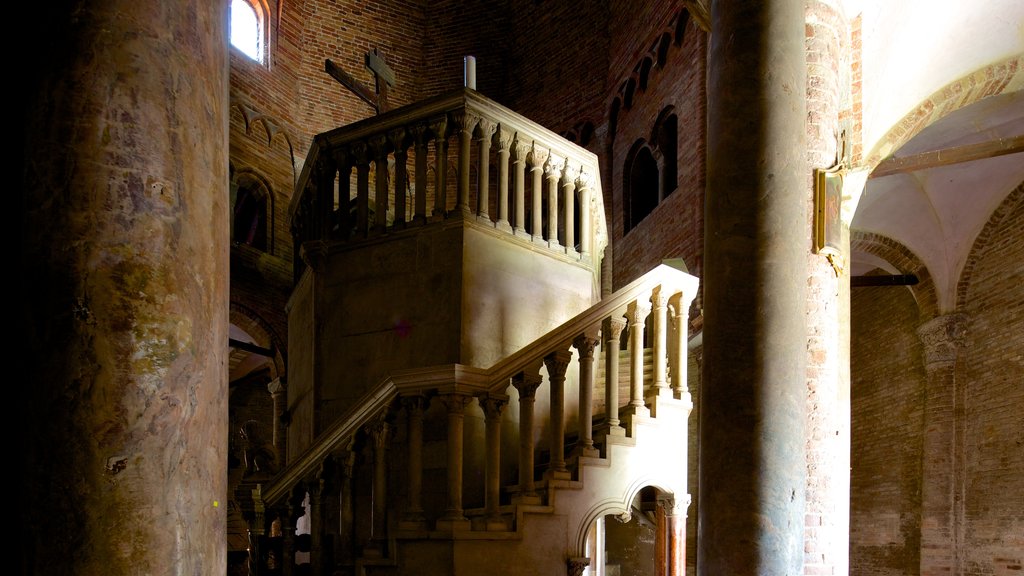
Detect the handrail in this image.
<box><xmin>261</xmin><ymin>263</ymin><xmax>698</xmax><ymax>507</ymax></box>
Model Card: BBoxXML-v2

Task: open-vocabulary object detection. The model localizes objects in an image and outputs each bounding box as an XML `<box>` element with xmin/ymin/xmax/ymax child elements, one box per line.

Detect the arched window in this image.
<box><xmin>654</xmin><ymin>109</ymin><xmax>678</xmax><ymax>199</ymax></box>
<box><xmin>231</xmin><ymin>171</ymin><xmax>273</xmax><ymax>251</ymax></box>
<box><xmin>624</xmin><ymin>140</ymin><xmax>659</xmax><ymax>234</ymax></box>
<box><xmin>230</xmin><ymin>0</ymin><xmax>265</xmax><ymax>63</ymax></box>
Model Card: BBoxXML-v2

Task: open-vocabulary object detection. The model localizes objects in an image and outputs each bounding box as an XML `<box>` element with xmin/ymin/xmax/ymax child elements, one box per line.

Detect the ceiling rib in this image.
<box><xmin>870</xmin><ymin>135</ymin><xmax>1024</xmax><ymax>179</ymax></box>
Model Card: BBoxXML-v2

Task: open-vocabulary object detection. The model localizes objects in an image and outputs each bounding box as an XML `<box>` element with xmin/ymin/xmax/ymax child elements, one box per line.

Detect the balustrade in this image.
<box><xmin>289</xmin><ymin>89</ymin><xmax>606</xmax><ymax>280</ymax></box>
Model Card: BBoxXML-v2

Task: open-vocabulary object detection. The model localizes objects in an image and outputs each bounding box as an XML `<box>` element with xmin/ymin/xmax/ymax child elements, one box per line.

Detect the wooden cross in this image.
<box><xmin>324</xmin><ymin>48</ymin><xmax>395</xmax><ymax>114</ymax></box>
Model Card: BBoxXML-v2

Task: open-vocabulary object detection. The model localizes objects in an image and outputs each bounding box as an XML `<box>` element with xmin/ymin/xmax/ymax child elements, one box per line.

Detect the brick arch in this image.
<box><xmin>956</xmin><ymin>181</ymin><xmax>1024</xmax><ymax>309</ymax></box>
<box><xmin>229</xmin><ymin>101</ymin><xmax>298</xmax><ymax>184</ymax></box>
<box><xmin>851</xmin><ymin>231</ymin><xmax>939</xmax><ymax>320</ymax></box>
<box><xmin>863</xmin><ymin>55</ymin><xmax>1022</xmax><ymax>169</ymax></box>
<box><xmin>229</xmin><ymin>301</ymin><xmax>286</xmax><ymax>379</ymax></box>
<box><xmin>232</xmin><ymin>167</ymin><xmax>277</xmax><ymax>254</ymax></box>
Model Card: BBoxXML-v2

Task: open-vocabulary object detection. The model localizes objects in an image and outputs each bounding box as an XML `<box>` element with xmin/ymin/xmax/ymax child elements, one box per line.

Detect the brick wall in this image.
<box><xmin>850</xmin><ymin>284</ymin><xmax>925</xmax><ymax>575</ymax></box>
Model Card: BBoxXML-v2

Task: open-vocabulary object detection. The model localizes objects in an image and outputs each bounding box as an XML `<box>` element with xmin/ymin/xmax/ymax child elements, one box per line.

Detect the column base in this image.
<box><xmin>434</xmin><ymin>516</ymin><xmax>472</xmax><ymax>532</ymax></box>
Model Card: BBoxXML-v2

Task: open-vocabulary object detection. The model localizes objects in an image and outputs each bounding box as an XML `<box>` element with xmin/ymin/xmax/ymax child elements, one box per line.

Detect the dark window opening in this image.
<box><xmin>624</xmin><ymin>140</ymin><xmax>658</xmax><ymax>234</ymax></box>
<box><xmin>233</xmin><ymin>185</ymin><xmax>267</xmax><ymax>250</ymax></box>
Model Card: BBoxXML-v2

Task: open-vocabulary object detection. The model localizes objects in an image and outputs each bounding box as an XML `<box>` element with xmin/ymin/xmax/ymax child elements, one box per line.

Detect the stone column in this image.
<box><xmin>476</xmin><ymin>118</ymin><xmax>496</xmax><ymax>220</ymax></box>
<box><xmin>625</xmin><ymin>298</ymin><xmax>652</xmax><ymax>418</ymax></box>
<box><xmin>512</xmin><ymin>367</ymin><xmax>544</xmax><ymax>502</ymax></box>
<box><xmin>574</xmin><ymin>332</ymin><xmax>601</xmax><ymax>456</ymax></box>
<box><xmin>668</xmin><ymin>293</ymin><xmax>689</xmax><ymax>398</ymax></box>
<box><xmin>917</xmin><ymin>313</ymin><xmax>966</xmax><ymax>575</ymax></box>
<box><xmin>562</xmin><ymin>163</ymin><xmax>577</xmax><ymax>253</ymax></box>
<box><xmin>400</xmin><ymin>394</ymin><xmax>429</xmax><ymax>529</ymax></box>
<box><xmin>315</xmin><ymin>157</ymin><xmax>337</xmax><ymax>240</ymax></box>
<box><xmin>512</xmin><ymin>139</ymin><xmax>531</xmax><ymax>234</ymax></box>
<box><xmin>411</xmin><ymin>124</ymin><xmax>429</xmax><ymax>224</ymax></box>
<box><xmin>389</xmin><ymin>128</ymin><xmax>408</xmax><ymax>228</ymax></box>
<box><xmin>307</xmin><ymin>472</ymin><xmax>325</xmax><ymax>575</ymax></box>
<box><xmin>529</xmin><ymin>147</ymin><xmax>548</xmax><ymax>240</ymax></box>
<box><xmin>699</xmin><ymin>0</ymin><xmax>808</xmax><ymax>573</ymax></box>
<box><xmin>365</xmin><ymin>415</ymin><xmax>391</xmax><ymax>555</ymax></box>
<box><xmin>333</xmin><ymin>148</ymin><xmax>353</xmax><ymax>238</ymax></box>
<box><xmin>338</xmin><ymin>440</ymin><xmax>357</xmax><ymax>565</ymax></box>
<box><xmin>545</xmin><ymin>155</ymin><xmax>563</xmax><ymax>247</ymax></box>
<box><xmin>453</xmin><ymin>111</ymin><xmax>478</xmax><ymax>214</ymax></box>
<box><xmin>545</xmin><ymin>349</ymin><xmax>573</xmax><ymax>478</ymax></box>
<box><xmin>495</xmin><ymin>125</ymin><xmax>514</xmax><ymax>231</ymax></box>
<box><xmin>19</xmin><ymin>1</ymin><xmax>227</xmax><ymax>573</ymax></box>
<box><xmin>430</xmin><ymin>116</ymin><xmax>448</xmax><ymax>219</ymax></box>
<box><xmin>352</xmin><ymin>141</ymin><xmax>371</xmax><ymax>237</ymax></box>
<box><xmin>578</xmin><ymin>173</ymin><xmax>592</xmax><ymax>256</ymax></box>
<box><xmin>438</xmin><ymin>393</ymin><xmax>473</xmax><ymax>528</ymax></box>
<box><xmin>369</xmin><ymin>134</ymin><xmax>389</xmax><ymax>233</ymax></box>
<box><xmin>602</xmin><ymin>315</ymin><xmax>627</xmax><ymax>436</ymax></box>
<box><xmin>480</xmin><ymin>394</ymin><xmax>509</xmax><ymax>530</ymax></box>
<box><xmin>651</xmin><ymin>286</ymin><xmax>670</xmax><ymax>398</ymax></box>
<box><xmin>269</xmin><ymin>378</ymin><xmax>287</xmax><ymax>463</ymax></box>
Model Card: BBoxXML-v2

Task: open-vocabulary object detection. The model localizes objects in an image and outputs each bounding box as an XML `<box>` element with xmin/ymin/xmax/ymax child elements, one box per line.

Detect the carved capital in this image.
<box><xmin>544</xmin><ymin>349</ymin><xmax>574</xmax><ymax>379</ymax></box>
<box><xmin>365</xmin><ymin>416</ymin><xmax>392</xmax><ymax>450</ymax></box>
<box><xmin>476</xmin><ymin>117</ymin><xmax>497</xmax><ymax>141</ymax></box>
<box><xmin>651</xmin><ymin>285</ymin><xmax>669</xmax><ymax>309</ymax></box>
<box><xmin>544</xmin><ymin>154</ymin><xmax>564</xmax><ymax>179</ymax></box>
<box><xmin>626</xmin><ymin>298</ymin><xmax>652</xmax><ymax>325</ymax></box>
<box><xmin>512</xmin><ymin>137</ymin><xmax>532</xmax><ymax>162</ymax></box>
<box><xmin>478</xmin><ymin>394</ymin><xmax>508</xmax><ymax>421</ymax></box>
<box><xmin>603</xmin><ymin>314</ymin><xmax>628</xmax><ymax>340</ymax></box>
<box><xmin>528</xmin><ymin>145</ymin><xmax>549</xmax><ymax>168</ymax></box>
<box><xmin>367</xmin><ymin>134</ymin><xmax>389</xmax><ymax>160</ymax></box>
<box><xmin>511</xmin><ymin>369</ymin><xmax>544</xmax><ymax>399</ymax></box>
<box><xmin>495</xmin><ymin>124</ymin><xmax>515</xmax><ymax>151</ymax></box>
<box><xmin>350</xmin><ymin>140</ymin><xmax>370</xmax><ymax>165</ymax></box>
<box><xmin>573</xmin><ymin>333</ymin><xmax>600</xmax><ymax>360</ymax></box>
<box><xmin>401</xmin><ymin>393</ymin><xmax>430</xmax><ymax>416</ymax></box>
<box><xmin>440</xmin><ymin>393</ymin><xmax>474</xmax><ymax>415</ymax></box>
<box><xmin>450</xmin><ymin>110</ymin><xmax>481</xmax><ymax>134</ymax></box>
<box><xmin>561</xmin><ymin>162</ymin><xmax>579</xmax><ymax>184</ymax></box>
<box><xmin>332</xmin><ymin>147</ymin><xmax>351</xmax><ymax>168</ymax></box>
<box><xmin>917</xmin><ymin>313</ymin><xmax>968</xmax><ymax>368</ymax></box>
<box><xmin>388</xmin><ymin>127</ymin><xmax>408</xmax><ymax>151</ymax></box>
<box><xmin>428</xmin><ymin>115</ymin><xmax>448</xmax><ymax>140</ymax></box>
<box><xmin>575</xmin><ymin>170</ymin><xmax>594</xmax><ymax>191</ymax></box>
<box><xmin>409</xmin><ymin>123</ymin><xmax>430</xmax><ymax>146</ymax></box>
<box><xmin>567</xmin><ymin>557</ymin><xmax>590</xmax><ymax>576</ymax></box>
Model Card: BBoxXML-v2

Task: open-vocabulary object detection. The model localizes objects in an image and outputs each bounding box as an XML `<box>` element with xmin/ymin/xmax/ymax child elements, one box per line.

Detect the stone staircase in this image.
<box><xmin>246</xmin><ymin>263</ymin><xmax>698</xmax><ymax>576</ymax></box>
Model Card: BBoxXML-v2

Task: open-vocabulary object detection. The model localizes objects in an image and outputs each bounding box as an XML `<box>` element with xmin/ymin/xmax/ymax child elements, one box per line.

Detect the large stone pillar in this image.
<box><xmin>699</xmin><ymin>0</ymin><xmax>808</xmax><ymax>573</ymax></box>
<box><xmin>19</xmin><ymin>1</ymin><xmax>228</xmax><ymax>574</ymax></box>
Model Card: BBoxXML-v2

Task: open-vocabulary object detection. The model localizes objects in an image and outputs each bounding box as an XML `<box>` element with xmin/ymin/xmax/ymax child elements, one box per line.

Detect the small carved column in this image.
<box><xmin>429</xmin><ymin>115</ymin><xmax>448</xmax><ymax>218</ymax></box>
<box><xmin>574</xmin><ymin>332</ymin><xmax>601</xmax><ymax>457</ymax></box>
<box><xmin>476</xmin><ymin>118</ymin><xmax>496</xmax><ymax>220</ymax></box>
<box><xmin>389</xmin><ymin>128</ymin><xmax>408</xmax><ymax>228</ymax></box>
<box><xmin>917</xmin><ymin>313</ymin><xmax>967</xmax><ymax>575</ymax></box>
<box><xmin>512</xmin><ymin>138</ymin><xmax>530</xmax><ymax>234</ymax></box>
<box><xmin>366</xmin><ymin>414</ymin><xmax>391</xmax><ymax>555</ymax></box>
<box><xmin>669</xmin><ymin>292</ymin><xmax>690</xmax><ymax>399</ymax></box>
<box><xmin>410</xmin><ymin>124</ymin><xmax>429</xmax><ymax>224</ymax></box>
<box><xmin>603</xmin><ymin>315</ymin><xmax>628</xmax><ymax>436</ymax></box>
<box><xmin>268</xmin><ymin>378</ymin><xmax>286</xmax><ymax>465</ymax></box>
<box><xmin>453</xmin><ymin>111</ymin><xmax>478</xmax><ymax>214</ymax></box>
<box><xmin>338</xmin><ymin>439</ymin><xmax>357</xmax><ymax>566</ymax></box>
<box><xmin>307</xmin><ymin>470</ymin><xmax>325</xmax><ymax>576</ymax></box>
<box><xmin>529</xmin><ymin>147</ymin><xmax>547</xmax><ymax>239</ymax></box>
<box><xmin>438</xmin><ymin>393</ymin><xmax>474</xmax><ymax>528</ymax></box>
<box><xmin>545</xmin><ymin>155</ymin><xmax>562</xmax><ymax>247</ymax></box>
<box><xmin>399</xmin><ymin>394</ymin><xmax>429</xmax><ymax>529</ymax></box>
<box><xmin>562</xmin><ymin>163</ymin><xmax>577</xmax><ymax>253</ymax></box>
<box><xmin>480</xmin><ymin>394</ymin><xmax>509</xmax><ymax>530</ymax></box>
<box><xmin>315</xmin><ymin>156</ymin><xmax>336</xmax><ymax>241</ymax></box>
<box><xmin>332</xmin><ymin>148</ymin><xmax>353</xmax><ymax>239</ymax></box>
<box><xmin>512</xmin><ymin>366</ymin><xmax>544</xmax><ymax>502</ymax></box>
<box><xmin>577</xmin><ymin>172</ymin><xmax>592</xmax><ymax>256</ymax></box>
<box><xmin>369</xmin><ymin>134</ymin><xmax>389</xmax><ymax>234</ymax></box>
<box><xmin>495</xmin><ymin>125</ymin><xmax>514</xmax><ymax>230</ymax></box>
<box><xmin>626</xmin><ymin>297</ymin><xmax>652</xmax><ymax>418</ymax></box>
<box><xmin>545</xmin><ymin>349</ymin><xmax>573</xmax><ymax>479</ymax></box>
<box><xmin>278</xmin><ymin>499</ymin><xmax>299</xmax><ymax>576</ymax></box>
<box><xmin>247</xmin><ymin>485</ymin><xmax>266</xmax><ymax>576</ymax></box>
<box><xmin>651</xmin><ymin>286</ymin><xmax>671</xmax><ymax>398</ymax></box>
<box><xmin>666</xmin><ymin>497</ymin><xmax>689</xmax><ymax>576</ymax></box>
<box><xmin>351</xmin><ymin>141</ymin><xmax>371</xmax><ymax>237</ymax></box>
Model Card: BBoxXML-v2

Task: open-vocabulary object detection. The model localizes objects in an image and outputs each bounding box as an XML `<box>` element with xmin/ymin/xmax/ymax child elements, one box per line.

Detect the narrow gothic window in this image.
<box><xmin>624</xmin><ymin>140</ymin><xmax>659</xmax><ymax>233</ymax></box>
<box><xmin>656</xmin><ymin>112</ymin><xmax>678</xmax><ymax>199</ymax></box>
<box><xmin>233</xmin><ymin>184</ymin><xmax>267</xmax><ymax>250</ymax></box>
<box><xmin>230</xmin><ymin>0</ymin><xmax>263</xmax><ymax>63</ymax></box>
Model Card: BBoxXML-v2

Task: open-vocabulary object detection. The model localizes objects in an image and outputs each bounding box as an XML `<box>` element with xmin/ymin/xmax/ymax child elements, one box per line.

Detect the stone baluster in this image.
<box><xmin>307</xmin><ymin>469</ymin><xmax>325</xmax><ymax>575</ymax></box>
<box><xmin>495</xmin><ymin>125</ymin><xmax>514</xmax><ymax>231</ymax></box>
<box><xmin>338</xmin><ymin>439</ymin><xmax>357</xmax><ymax>565</ymax></box>
<box><xmin>319</xmin><ymin>453</ymin><xmax>343</xmax><ymax>573</ymax></box>
<box><xmin>480</xmin><ymin>394</ymin><xmax>509</xmax><ymax>530</ymax></box>
<box><xmin>369</xmin><ymin>134</ymin><xmax>389</xmax><ymax>234</ymax></box>
<box><xmin>669</xmin><ymin>291</ymin><xmax>690</xmax><ymax>398</ymax></box>
<box><xmin>429</xmin><ymin>115</ymin><xmax>448</xmax><ymax>219</ymax></box>
<box><xmin>365</xmin><ymin>414</ymin><xmax>391</xmax><ymax>555</ymax></box>
<box><xmin>545</xmin><ymin>349</ymin><xmax>573</xmax><ymax>478</ymax></box>
<box><xmin>315</xmin><ymin>156</ymin><xmax>336</xmax><ymax>241</ymax></box>
<box><xmin>351</xmin><ymin>141</ymin><xmax>370</xmax><ymax>238</ymax></box>
<box><xmin>545</xmin><ymin>155</ymin><xmax>562</xmax><ymax>247</ymax></box>
<box><xmin>246</xmin><ymin>485</ymin><xmax>266</xmax><ymax>576</ymax></box>
<box><xmin>626</xmin><ymin>297</ymin><xmax>652</xmax><ymax>418</ymax></box>
<box><xmin>574</xmin><ymin>331</ymin><xmax>601</xmax><ymax>457</ymax></box>
<box><xmin>389</xmin><ymin>128</ymin><xmax>408</xmax><ymax>229</ymax></box>
<box><xmin>529</xmin><ymin>146</ymin><xmax>547</xmax><ymax>240</ymax></box>
<box><xmin>438</xmin><ymin>393</ymin><xmax>474</xmax><ymax>528</ymax></box>
<box><xmin>268</xmin><ymin>378</ymin><xmax>286</xmax><ymax>465</ymax></box>
<box><xmin>452</xmin><ymin>111</ymin><xmax>479</xmax><ymax>214</ymax></box>
<box><xmin>562</xmin><ymin>163</ymin><xmax>577</xmax><ymax>254</ymax></box>
<box><xmin>333</xmin><ymin>148</ymin><xmax>352</xmax><ymax>239</ymax></box>
<box><xmin>577</xmin><ymin>171</ymin><xmax>592</xmax><ymax>256</ymax></box>
<box><xmin>651</xmin><ymin>286</ymin><xmax>670</xmax><ymax>398</ymax></box>
<box><xmin>512</xmin><ymin>138</ymin><xmax>530</xmax><ymax>234</ymax></box>
<box><xmin>399</xmin><ymin>394</ymin><xmax>429</xmax><ymax>529</ymax></box>
<box><xmin>410</xmin><ymin>124</ymin><xmax>429</xmax><ymax>224</ymax></box>
<box><xmin>476</xmin><ymin>118</ymin><xmax>496</xmax><ymax>220</ymax></box>
<box><xmin>511</xmin><ymin>365</ymin><xmax>544</xmax><ymax>502</ymax></box>
<box><xmin>603</xmin><ymin>315</ymin><xmax>627</xmax><ymax>435</ymax></box>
